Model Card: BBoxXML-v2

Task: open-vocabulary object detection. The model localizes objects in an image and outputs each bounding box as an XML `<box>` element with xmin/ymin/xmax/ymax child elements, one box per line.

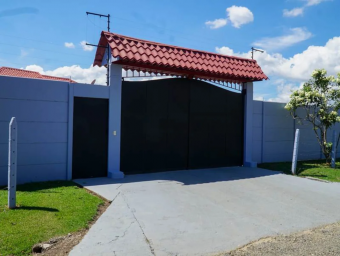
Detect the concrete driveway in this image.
<box><xmin>70</xmin><ymin>167</ymin><xmax>340</xmax><ymax>256</ymax></box>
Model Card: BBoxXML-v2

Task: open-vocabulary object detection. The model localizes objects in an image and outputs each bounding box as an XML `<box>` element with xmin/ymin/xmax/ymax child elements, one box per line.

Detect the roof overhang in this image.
<box><xmin>93</xmin><ymin>31</ymin><xmax>268</xmax><ymax>84</ymax></box>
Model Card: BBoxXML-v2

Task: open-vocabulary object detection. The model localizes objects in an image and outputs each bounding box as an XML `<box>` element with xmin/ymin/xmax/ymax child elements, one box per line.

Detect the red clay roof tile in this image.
<box><xmin>93</xmin><ymin>31</ymin><xmax>268</xmax><ymax>83</ymax></box>
<box><xmin>0</xmin><ymin>67</ymin><xmax>76</xmax><ymax>83</ymax></box>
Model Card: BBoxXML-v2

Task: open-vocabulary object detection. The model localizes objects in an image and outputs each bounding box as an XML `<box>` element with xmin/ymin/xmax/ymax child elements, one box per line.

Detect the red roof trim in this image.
<box><xmin>93</xmin><ymin>31</ymin><xmax>268</xmax><ymax>83</ymax></box>
<box><xmin>0</xmin><ymin>67</ymin><xmax>77</xmax><ymax>83</ymax></box>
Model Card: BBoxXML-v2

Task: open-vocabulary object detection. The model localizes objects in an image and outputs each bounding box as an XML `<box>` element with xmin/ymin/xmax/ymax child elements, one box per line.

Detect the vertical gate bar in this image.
<box><xmin>8</xmin><ymin>117</ymin><xmax>17</xmax><ymax>209</ymax></box>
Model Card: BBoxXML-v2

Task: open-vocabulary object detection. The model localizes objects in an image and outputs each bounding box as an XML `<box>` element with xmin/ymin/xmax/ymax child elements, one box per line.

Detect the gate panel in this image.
<box><xmin>188</xmin><ymin>80</ymin><xmax>211</xmax><ymax>169</ymax></box>
<box><xmin>225</xmin><ymin>93</ymin><xmax>244</xmax><ymax>166</ymax></box>
<box><xmin>144</xmin><ymin>81</ymin><xmax>169</xmax><ymax>172</ymax></box>
<box><xmin>121</xmin><ymin>78</ymin><xmax>244</xmax><ymax>174</ymax></box>
<box><xmin>209</xmin><ymin>85</ymin><xmax>228</xmax><ymax>167</ymax></box>
<box><xmin>166</xmin><ymin>79</ymin><xmax>190</xmax><ymax>170</ymax></box>
<box><xmin>72</xmin><ymin>97</ymin><xmax>108</xmax><ymax>179</ymax></box>
<box><xmin>121</xmin><ymin>82</ymin><xmax>147</xmax><ymax>174</ymax></box>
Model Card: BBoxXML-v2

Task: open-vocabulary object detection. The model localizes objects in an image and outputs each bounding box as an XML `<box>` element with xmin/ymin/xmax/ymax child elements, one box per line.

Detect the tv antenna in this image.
<box><xmin>251</xmin><ymin>47</ymin><xmax>264</xmax><ymax>59</ymax></box>
<box><xmin>86</xmin><ymin>12</ymin><xmax>110</xmax><ymax>86</ymax></box>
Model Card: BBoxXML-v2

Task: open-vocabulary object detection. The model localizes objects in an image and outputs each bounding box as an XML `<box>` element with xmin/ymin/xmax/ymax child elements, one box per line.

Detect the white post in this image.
<box><xmin>8</xmin><ymin>117</ymin><xmax>17</xmax><ymax>209</ymax></box>
<box><xmin>243</xmin><ymin>82</ymin><xmax>257</xmax><ymax>167</ymax></box>
<box><xmin>107</xmin><ymin>64</ymin><xmax>124</xmax><ymax>179</ymax></box>
<box><xmin>291</xmin><ymin>129</ymin><xmax>300</xmax><ymax>175</ymax></box>
<box><xmin>331</xmin><ymin>130</ymin><xmax>336</xmax><ymax>168</ymax></box>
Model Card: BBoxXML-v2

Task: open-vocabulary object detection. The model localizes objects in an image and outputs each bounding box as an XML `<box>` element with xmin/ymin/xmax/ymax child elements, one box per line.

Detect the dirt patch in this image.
<box><xmin>219</xmin><ymin>222</ymin><xmax>340</xmax><ymax>256</ymax></box>
<box><xmin>32</xmin><ymin>193</ymin><xmax>110</xmax><ymax>256</ymax></box>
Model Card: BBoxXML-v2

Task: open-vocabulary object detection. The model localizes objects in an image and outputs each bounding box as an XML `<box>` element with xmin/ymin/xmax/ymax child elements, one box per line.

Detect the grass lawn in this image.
<box><xmin>0</xmin><ymin>181</ymin><xmax>103</xmax><ymax>256</ymax></box>
<box><xmin>259</xmin><ymin>159</ymin><xmax>340</xmax><ymax>182</ymax></box>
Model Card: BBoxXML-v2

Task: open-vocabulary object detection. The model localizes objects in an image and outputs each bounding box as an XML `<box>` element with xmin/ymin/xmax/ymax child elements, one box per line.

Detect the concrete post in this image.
<box><xmin>8</xmin><ymin>117</ymin><xmax>17</xmax><ymax>209</ymax></box>
<box><xmin>243</xmin><ymin>82</ymin><xmax>256</xmax><ymax>167</ymax></box>
<box><xmin>291</xmin><ymin>129</ymin><xmax>300</xmax><ymax>175</ymax></box>
<box><xmin>107</xmin><ymin>64</ymin><xmax>124</xmax><ymax>179</ymax></box>
<box><xmin>331</xmin><ymin>130</ymin><xmax>336</xmax><ymax>168</ymax></box>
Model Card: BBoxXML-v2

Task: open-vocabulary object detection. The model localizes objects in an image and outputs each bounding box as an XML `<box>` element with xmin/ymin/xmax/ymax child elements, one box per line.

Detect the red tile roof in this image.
<box><xmin>0</xmin><ymin>67</ymin><xmax>77</xmax><ymax>83</ymax></box>
<box><xmin>94</xmin><ymin>31</ymin><xmax>268</xmax><ymax>83</ymax></box>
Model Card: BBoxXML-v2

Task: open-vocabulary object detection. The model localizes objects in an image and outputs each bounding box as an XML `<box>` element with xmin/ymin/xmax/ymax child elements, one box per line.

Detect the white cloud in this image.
<box><xmin>215</xmin><ymin>46</ymin><xmax>234</xmax><ymax>56</ymax></box>
<box><xmin>305</xmin><ymin>0</ymin><xmax>328</xmax><ymax>6</ymax></box>
<box><xmin>226</xmin><ymin>6</ymin><xmax>254</xmax><ymax>28</ymax></box>
<box><xmin>216</xmin><ymin>36</ymin><xmax>340</xmax><ymax>83</ymax></box>
<box><xmin>25</xmin><ymin>64</ymin><xmax>44</xmax><ymax>73</ymax></box>
<box><xmin>25</xmin><ymin>65</ymin><xmax>106</xmax><ymax>85</ymax></box>
<box><xmin>205</xmin><ymin>18</ymin><xmax>228</xmax><ymax>29</ymax></box>
<box><xmin>267</xmin><ymin>79</ymin><xmax>301</xmax><ymax>103</ymax></box>
<box><xmin>284</xmin><ymin>0</ymin><xmax>329</xmax><ymax>18</ymax></box>
<box><xmin>80</xmin><ymin>41</ymin><xmax>94</xmax><ymax>52</ymax></box>
<box><xmin>64</xmin><ymin>42</ymin><xmax>75</xmax><ymax>49</ymax></box>
<box><xmin>20</xmin><ymin>49</ymin><xmax>29</xmax><ymax>57</ymax></box>
<box><xmin>253</xmin><ymin>27</ymin><xmax>312</xmax><ymax>51</ymax></box>
<box><xmin>283</xmin><ymin>7</ymin><xmax>304</xmax><ymax>17</ymax></box>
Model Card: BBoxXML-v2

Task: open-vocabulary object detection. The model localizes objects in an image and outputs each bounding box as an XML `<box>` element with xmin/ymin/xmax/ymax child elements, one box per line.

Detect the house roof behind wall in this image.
<box><xmin>93</xmin><ymin>31</ymin><xmax>268</xmax><ymax>83</ymax></box>
<box><xmin>0</xmin><ymin>67</ymin><xmax>77</xmax><ymax>83</ymax></box>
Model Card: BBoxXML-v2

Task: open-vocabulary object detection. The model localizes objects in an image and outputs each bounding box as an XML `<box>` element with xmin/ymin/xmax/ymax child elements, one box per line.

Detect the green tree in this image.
<box><xmin>285</xmin><ymin>69</ymin><xmax>340</xmax><ymax>164</ymax></box>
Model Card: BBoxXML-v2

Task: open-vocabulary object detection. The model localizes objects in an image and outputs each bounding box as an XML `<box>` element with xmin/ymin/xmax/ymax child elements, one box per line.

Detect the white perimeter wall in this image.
<box><xmin>0</xmin><ymin>76</ymin><xmax>69</xmax><ymax>185</ymax></box>
<box><xmin>252</xmin><ymin>100</ymin><xmax>340</xmax><ymax>164</ymax></box>
<box><xmin>0</xmin><ymin>76</ymin><xmax>109</xmax><ymax>186</ymax></box>
<box><xmin>1</xmin><ymin>76</ymin><xmax>338</xmax><ymax>185</ymax></box>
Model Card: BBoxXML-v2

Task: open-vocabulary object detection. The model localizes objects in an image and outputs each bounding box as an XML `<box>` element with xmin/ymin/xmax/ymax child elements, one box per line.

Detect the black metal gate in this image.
<box><xmin>72</xmin><ymin>97</ymin><xmax>109</xmax><ymax>179</ymax></box>
<box><xmin>121</xmin><ymin>78</ymin><xmax>244</xmax><ymax>174</ymax></box>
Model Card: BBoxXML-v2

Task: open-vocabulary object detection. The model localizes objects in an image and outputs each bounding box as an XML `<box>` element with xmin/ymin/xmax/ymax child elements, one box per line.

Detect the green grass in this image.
<box><xmin>0</xmin><ymin>181</ymin><xmax>103</xmax><ymax>256</ymax></box>
<box><xmin>259</xmin><ymin>159</ymin><xmax>340</xmax><ymax>182</ymax></box>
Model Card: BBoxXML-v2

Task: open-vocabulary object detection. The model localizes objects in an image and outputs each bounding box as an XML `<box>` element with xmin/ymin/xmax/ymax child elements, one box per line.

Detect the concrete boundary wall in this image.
<box><xmin>252</xmin><ymin>100</ymin><xmax>340</xmax><ymax>164</ymax></box>
<box><xmin>0</xmin><ymin>76</ymin><xmax>109</xmax><ymax>186</ymax></box>
<box><xmin>1</xmin><ymin>76</ymin><xmax>338</xmax><ymax>185</ymax></box>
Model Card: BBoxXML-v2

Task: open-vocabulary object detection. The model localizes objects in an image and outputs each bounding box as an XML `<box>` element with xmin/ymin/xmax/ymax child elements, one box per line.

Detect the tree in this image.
<box><xmin>285</xmin><ymin>69</ymin><xmax>340</xmax><ymax>164</ymax></box>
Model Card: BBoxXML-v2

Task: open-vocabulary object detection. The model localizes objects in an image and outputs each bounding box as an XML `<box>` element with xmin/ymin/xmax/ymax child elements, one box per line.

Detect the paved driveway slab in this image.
<box><xmin>70</xmin><ymin>167</ymin><xmax>340</xmax><ymax>256</ymax></box>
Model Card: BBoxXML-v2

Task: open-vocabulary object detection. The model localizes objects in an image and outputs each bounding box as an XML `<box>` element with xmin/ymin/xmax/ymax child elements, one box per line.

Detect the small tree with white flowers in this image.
<box><xmin>285</xmin><ymin>69</ymin><xmax>340</xmax><ymax>164</ymax></box>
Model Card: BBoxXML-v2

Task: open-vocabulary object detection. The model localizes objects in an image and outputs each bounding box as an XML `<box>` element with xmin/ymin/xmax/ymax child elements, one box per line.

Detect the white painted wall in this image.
<box><xmin>0</xmin><ymin>76</ymin><xmax>109</xmax><ymax>186</ymax></box>
<box><xmin>0</xmin><ymin>76</ymin><xmax>69</xmax><ymax>185</ymax></box>
<box><xmin>252</xmin><ymin>100</ymin><xmax>340</xmax><ymax>164</ymax></box>
<box><xmin>0</xmin><ymin>75</ymin><xmax>335</xmax><ymax>186</ymax></box>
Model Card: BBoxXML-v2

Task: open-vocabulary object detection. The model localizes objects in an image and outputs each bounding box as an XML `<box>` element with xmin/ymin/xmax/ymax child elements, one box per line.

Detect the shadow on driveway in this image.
<box><xmin>75</xmin><ymin>166</ymin><xmax>279</xmax><ymax>188</ymax></box>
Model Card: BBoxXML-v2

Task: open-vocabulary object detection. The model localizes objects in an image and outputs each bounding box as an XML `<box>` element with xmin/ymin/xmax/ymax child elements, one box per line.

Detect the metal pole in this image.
<box><xmin>291</xmin><ymin>129</ymin><xmax>300</xmax><ymax>175</ymax></box>
<box><xmin>331</xmin><ymin>130</ymin><xmax>337</xmax><ymax>168</ymax></box>
<box><xmin>106</xmin><ymin>14</ymin><xmax>110</xmax><ymax>86</ymax></box>
<box><xmin>8</xmin><ymin>117</ymin><xmax>17</xmax><ymax>209</ymax></box>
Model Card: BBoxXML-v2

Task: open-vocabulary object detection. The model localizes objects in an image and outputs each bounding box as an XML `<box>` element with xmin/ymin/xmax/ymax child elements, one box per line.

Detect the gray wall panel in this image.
<box><xmin>0</xmin><ymin>99</ymin><xmax>68</xmax><ymax>122</ymax></box>
<box><xmin>0</xmin><ymin>76</ymin><xmax>68</xmax><ymax>101</ymax></box>
<box><xmin>253</xmin><ymin>127</ymin><xmax>262</xmax><ymax>141</ymax></box>
<box><xmin>0</xmin><ymin>143</ymin><xmax>67</xmax><ymax>167</ymax></box>
<box><xmin>264</xmin><ymin>115</ymin><xmax>294</xmax><ymax>128</ymax></box>
<box><xmin>253</xmin><ymin>114</ymin><xmax>262</xmax><ymax>128</ymax></box>
<box><xmin>252</xmin><ymin>143</ymin><xmax>262</xmax><ymax>163</ymax></box>
<box><xmin>0</xmin><ymin>164</ymin><xmax>67</xmax><ymax>186</ymax></box>
<box><xmin>264</xmin><ymin>128</ymin><xmax>294</xmax><ymax>142</ymax></box>
<box><xmin>73</xmin><ymin>83</ymin><xmax>109</xmax><ymax>99</ymax></box>
<box><xmin>263</xmin><ymin>153</ymin><xmax>292</xmax><ymax>163</ymax></box>
<box><xmin>264</xmin><ymin>141</ymin><xmax>294</xmax><ymax>155</ymax></box>
<box><xmin>253</xmin><ymin>100</ymin><xmax>262</xmax><ymax>114</ymax></box>
<box><xmin>0</xmin><ymin>122</ymin><xmax>67</xmax><ymax>144</ymax></box>
<box><xmin>264</xmin><ymin>102</ymin><xmax>288</xmax><ymax>116</ymax></box>
<box><xmin>0</xmin><ymin>77</ymin><xmax>70</xmax><ymax>185</ymax></box>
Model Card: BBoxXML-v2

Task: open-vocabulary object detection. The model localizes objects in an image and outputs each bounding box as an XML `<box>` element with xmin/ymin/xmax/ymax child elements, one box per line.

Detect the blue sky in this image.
<box><xmin>1</xmin><ymin>0</ymin><xmax>339</xmax><ymax>101</ymax></box>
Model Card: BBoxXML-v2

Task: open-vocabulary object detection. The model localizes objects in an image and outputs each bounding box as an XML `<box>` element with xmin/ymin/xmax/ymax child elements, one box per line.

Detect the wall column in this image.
<box><xmin>243</xmin><ymin>82</ymin><xmax>257</xmax><ymax>167</ymax></box>
<box><xmin>66</xmin><ymin>83</ymin><xmax>74</xmax><ymax>180</ymax></box>
<box><xmin>107</xmin><ymin>64</ymin><xmax>124</xmax><ymax>178</ymax></box>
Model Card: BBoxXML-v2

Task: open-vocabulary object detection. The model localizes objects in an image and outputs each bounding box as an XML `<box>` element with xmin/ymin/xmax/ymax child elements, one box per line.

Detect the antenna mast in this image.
<box><xmin>251</xmin><ymin>47</ymin><xmax>264</xmax><ymax>59</ymax></box>
<box><xmin>86</xmin><ymin>12</ymin><xmax>111</xmax><ymax>86</ymax></box>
